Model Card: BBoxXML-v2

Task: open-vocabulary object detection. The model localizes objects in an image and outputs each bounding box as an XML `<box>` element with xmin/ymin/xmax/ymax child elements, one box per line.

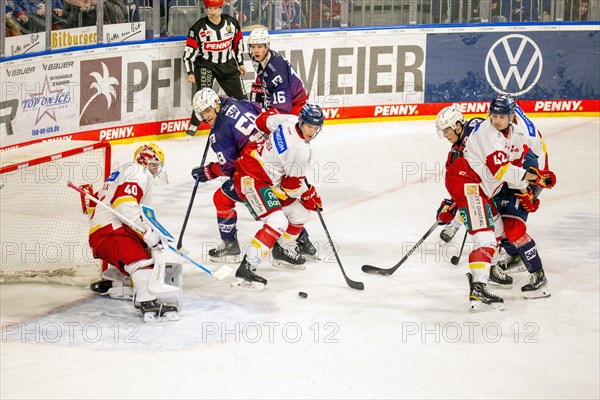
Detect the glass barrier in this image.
<box><xmin>2</xmin><ymin>0</ymin><xmax>599</xmax><ymax>58</ymax></box>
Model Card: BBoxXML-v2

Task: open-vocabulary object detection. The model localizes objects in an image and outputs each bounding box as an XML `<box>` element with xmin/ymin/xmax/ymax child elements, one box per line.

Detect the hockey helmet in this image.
<box><xmin>134</xmin><ymin>143</ymin><xmax>165</xmax><ymax>177</ymax></box>
<box><xmin>247</xmin><ymin>28</ymin><xmax>270</xmax><ymax>47</ymax></box>
<box><xmin>435</xmin><ymin>105</ymin><xmax>465</xmax><ymax>138</ymax></box>
<box><xmin>489</xmin><ymin>93</ymin><xmax>516</xmax><ymax>116</ymax></box>
<box><xmin>204</xmin><ymin>0</ymin><xmax>223</xmax><ymax>7</ymax></box>
<box><xmin>193</xmin><ymin>88</ymin><xmax>221</xmax><ymax>117</ymax></box>
<box><xmin>299</xmin><ymin>103</ymin><xmax>324</xmax><ymax>127</ymax></box>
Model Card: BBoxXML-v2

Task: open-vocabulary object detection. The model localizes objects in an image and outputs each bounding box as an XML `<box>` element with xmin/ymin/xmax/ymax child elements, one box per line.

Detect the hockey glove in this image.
<box><xmin>436</xmin><ymin>198</ymin><xmax>457</xmax><ymax>224</ymax></box>
<box><xmin>191</xmin><ymin>162</ymin><xmax>221</xmax><ymax>183</ymax></box>
<box><xmin>143</xmin><ymin>224</ymin><xmax>161</xmax><ymax>249</ymax></box>
<box><xmin>527</xmin><ymin>167</ymin><xmax>556</xmax><ymax>189</ymax></box>
<box><xmin>300</xmin><ymin>185</ymin><xmax>323</xmax><ymax>211</ymax></box>
<box><xmin>515</xmin><ymin>187</ymin><xmax>540</xmax><ymax>213</ymax></box>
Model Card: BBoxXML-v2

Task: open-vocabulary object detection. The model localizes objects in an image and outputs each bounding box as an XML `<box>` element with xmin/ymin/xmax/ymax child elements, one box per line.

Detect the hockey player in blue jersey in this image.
<box><xmin>246</xmin><ymin>27</ymin><xmax>317</xmax><ymax>257</ymax></box>
<box><xmin>247</xmin><ymin>28</ymin><xmax>309</xmax><ymax>116</ymax></box>
<box><xmin>190</xmin><ymin>88</ymin><xmax>308</xmax><ymax>268</ymax></box>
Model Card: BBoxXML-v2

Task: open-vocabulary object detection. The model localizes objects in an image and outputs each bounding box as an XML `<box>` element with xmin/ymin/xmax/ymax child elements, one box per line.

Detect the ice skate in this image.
<box><xmin>496</xmin><ymin>247</ymin><xmax>526</xmax><ymax>274</ymax></box>
<box><xmin>296</xmin><ymin>231</ymin><xmax>318</xmax><ymax>259</ymax></box>
<box><xmin>440</xmin><ymin>223</ymin><xmax>460</xmax><ymax>243</ymax></box>
<box><xmin>209</xmin><ymin>235</ymin><xmax>241</xmax><ymax>263</ymax></box>
<box><xmin>272</xmin><ymin>242</ymin><xmax>306</xmax><ymax>270</ymax></box>
<box><xmin>467</xmin><ymin>273</ymin><xmax>504</xmax><ymax>311</ymax></box>
<box><xmin>488</xmin><ymin>263</ymin><xmax>513</xmax><ymax>289</ymax></box>
<box><xmin>231</xmin><ymin>256</ymin><xmax>267</xmax><ymax>290</ymax></box>
<box><xmin>136</xmin><ymin>299</ymin><xmax>179</xmax><ymax>322</ymax></box>
<box><xmin>521</xmin><ymin>269</ymin><xmax>551</xmax><ymax>299</ymax></box>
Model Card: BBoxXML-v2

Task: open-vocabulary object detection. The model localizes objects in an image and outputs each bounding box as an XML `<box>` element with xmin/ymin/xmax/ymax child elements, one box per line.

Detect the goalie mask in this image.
<box><xmin>134</xmin><ymin>143</ymin><xmax>168</xmax><ymax>183</ymax></box>
<box><xmin>435</xmin><ymin>105</ymin><xmax>465</xmax><ymax>138</ymax></box>
<box><xmin>193</xmin><ymin>88</ymin><xmax>221</xmax><ymax>122</ymax></box>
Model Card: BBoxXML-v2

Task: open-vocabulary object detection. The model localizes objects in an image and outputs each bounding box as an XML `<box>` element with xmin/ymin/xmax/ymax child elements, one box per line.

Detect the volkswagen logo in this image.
<box><xmin>485</xmin><ymin>34</ymin><xmax>543</xmax><ymax>96</ymax></box>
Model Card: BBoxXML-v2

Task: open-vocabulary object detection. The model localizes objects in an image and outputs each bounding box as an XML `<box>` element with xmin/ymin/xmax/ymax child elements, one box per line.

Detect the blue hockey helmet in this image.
<box><xmin>489</xmin><ymin>93</ymin><xmax>516</xmax><ymax>116</ymax></box>
<box><xmin>298</xmin><ymin>104</ymin><xmax>324</xmax><ymax>127</ymax></box>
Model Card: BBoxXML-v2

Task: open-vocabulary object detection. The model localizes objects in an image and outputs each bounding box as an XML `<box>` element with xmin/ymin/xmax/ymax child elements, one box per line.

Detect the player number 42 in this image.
<box><xmin>492</xmin><ymin>151</ymin><xmax>508</xmax><ymax>165</ymax></box>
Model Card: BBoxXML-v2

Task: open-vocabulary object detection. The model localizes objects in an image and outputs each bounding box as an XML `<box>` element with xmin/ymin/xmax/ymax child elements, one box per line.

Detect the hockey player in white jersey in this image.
<box><xmin>229</xmin><ymin>104</ymin><xmax>325</xmax><ymax>290</ymax></box>
<box><xmin>88</xmin><ymin>143</ymin><xmax>182</xmax><ymax>321</ymax></box>
<box><xmin>464</xmin><ymin>94</ymin><xmax>557</xmax><ymax>299</ymax></box>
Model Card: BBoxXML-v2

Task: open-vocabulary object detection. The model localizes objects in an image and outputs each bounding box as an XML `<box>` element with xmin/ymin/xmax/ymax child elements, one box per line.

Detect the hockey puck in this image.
<box><xmin>298</xmin><ymin>291</ymin><xmax>308</xmax><ymax>298</ymax></box>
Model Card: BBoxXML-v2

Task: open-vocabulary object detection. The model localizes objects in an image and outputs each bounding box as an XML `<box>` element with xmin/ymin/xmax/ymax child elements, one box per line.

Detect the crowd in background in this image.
<box><xmin>4</xmin><ymin>0</ymin><xmax>597</xmax><ymax>38</ymax></box>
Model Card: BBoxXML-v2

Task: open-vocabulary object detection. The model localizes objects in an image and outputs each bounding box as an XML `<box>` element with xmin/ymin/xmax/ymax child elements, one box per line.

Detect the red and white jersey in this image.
<box><xmin>89</xmin><ymin>163</ymin><xmax>154</xmax><ymax>235</ymax></box>
<box><xmin>464</xmin><ymin>107</ymin><xmax>546</xmax><ymax>198</ymax></box>
<box><xmin>259</xmin><ymin>114</ymin><xmax>312</xmax><ymax>199</ymax></box>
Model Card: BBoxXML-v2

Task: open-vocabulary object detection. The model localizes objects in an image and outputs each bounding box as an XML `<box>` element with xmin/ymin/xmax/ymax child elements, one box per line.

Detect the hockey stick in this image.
<box><xmin>176</xmin><ymin>136</ymin><xmax>211</xmax><ymax>253</ymax></box>
<box><xmin>304</xmin><ymin>179</ymin><xmax>363</xmax><ymax>290</ymax></box>
<box><xmin>362</xmin><ymin>221</ymin><xmax>439</xmax><ymax>276</ymax></box>
<box><xmin>142</xmin><ymin>205</ymin><xmax>232</xmax><ymax>280</ymax></box>
<box><xmin>315</xmin><ymin>209</ymin><xmax>364</xmax><ymax>290</ymax></box>
<box><xmin>67</xmin><ymin>182</ymin><xmax>230</xmax><ymax>281</ymax></box>
<box><xmin>451</xmin><ymin>230</ymin><xmax>468</xmax><ymax>265</ymax></box>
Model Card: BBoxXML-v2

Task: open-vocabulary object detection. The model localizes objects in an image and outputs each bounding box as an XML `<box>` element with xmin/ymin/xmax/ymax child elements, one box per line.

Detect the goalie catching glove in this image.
<box><xmin>300</xmin><ymin>185</ymin><xmax>323</xmax><ymax>211</ymax></box>
<box><xmin>436</xmin><ymin>198</ymin><xmax>457</xmax><ymax>224</ymax></box>
<box><xmin>191</xmin><ymin>162</ymin><xmax>222</xmax><ymax>183</ymax></box>
<box><xmin>527</xmin><ymin>167</ymin><xmax>556</xmax><ymax>189</ymax></box>
<box><xmin>515</xmin><ymin>187</ymin><xmax>540</xmax><ymax>213</ymax></box>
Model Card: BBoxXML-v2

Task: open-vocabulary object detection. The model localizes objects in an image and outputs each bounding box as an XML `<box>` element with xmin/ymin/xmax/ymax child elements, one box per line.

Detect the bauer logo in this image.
<box><xmin>484</xmin><ymin>34</ymin><xmax>543</xmax><ymax>97</ymax></box>
<box><xmin>79</xmin><ymin>58</ymin><xmax>122</xmax><ymax>127</ymax></box>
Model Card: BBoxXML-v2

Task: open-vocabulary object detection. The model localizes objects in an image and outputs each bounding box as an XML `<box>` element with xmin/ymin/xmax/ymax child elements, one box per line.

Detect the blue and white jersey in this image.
<box><xmin>209</xmin><ymin>97</ymin><xmax>264</xmax><ymax>177</ymax></box>
<box><xmin>253</xmin><ymin>50</ymin><xmax>308</xmax><ymax>113</ymax></box>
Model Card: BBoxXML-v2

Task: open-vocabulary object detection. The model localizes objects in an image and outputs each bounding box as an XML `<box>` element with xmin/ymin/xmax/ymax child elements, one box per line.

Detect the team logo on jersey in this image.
<box><xmin>79</xmin><ymin>57</ymin><xmax>122</xmax><ymax>127</ymax></box>
<box><xmin>484</xmin><ymin>34</ymin><xmax>543</xmax><ymax>96</ymax></box>
<box><xmin>272</xmin><ymin>125</ymin><xmax>288</xmax><ymax>154</ymax></box>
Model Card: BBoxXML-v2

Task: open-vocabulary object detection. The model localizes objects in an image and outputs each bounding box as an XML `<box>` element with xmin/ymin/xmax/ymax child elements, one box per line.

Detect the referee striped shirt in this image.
<box><xmin>183</xmin><ymin>14</ymin><xmax>244</xmax><ymax>73</ymax></box>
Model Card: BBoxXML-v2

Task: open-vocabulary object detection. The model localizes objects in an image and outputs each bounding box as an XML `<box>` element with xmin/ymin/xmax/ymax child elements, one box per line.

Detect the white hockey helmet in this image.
<box><xmin>435</xmin><ymin>105</ymin><xmax>465</xmax><ymax>138</ymax></box>
<box><xmin>193</xmin><ymin>88</ymin><xmax>221</xmax><ymax>117</ymax></box>
<box><xmin>247</xmin><ymin>28</ymin><xmax>270</xmax><ymax>47</ymax></box>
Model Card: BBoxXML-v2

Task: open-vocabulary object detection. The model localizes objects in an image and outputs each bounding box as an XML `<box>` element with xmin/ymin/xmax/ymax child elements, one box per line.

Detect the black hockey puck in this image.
<box><xmin>298</xmin><ymin>291</ymin><xmax>308</xmax><ymax>298</ymax></box>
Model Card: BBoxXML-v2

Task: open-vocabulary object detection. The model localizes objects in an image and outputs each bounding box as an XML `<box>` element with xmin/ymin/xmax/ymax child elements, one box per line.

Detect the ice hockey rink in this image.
<box><xmin>1</xmin><ymin>116</ymin><xmax>599</xmax><ymax>399</ymax></box>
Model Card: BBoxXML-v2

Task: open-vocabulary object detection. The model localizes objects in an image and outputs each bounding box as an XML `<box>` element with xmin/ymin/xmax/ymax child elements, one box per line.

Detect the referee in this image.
<box><xmin>183</xmin><ymin>0</ymin><xmax>247</xmax><ymax>136</ymax></box>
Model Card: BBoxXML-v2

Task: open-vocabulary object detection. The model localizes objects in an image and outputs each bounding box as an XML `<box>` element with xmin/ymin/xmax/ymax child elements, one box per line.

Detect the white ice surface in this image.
<box><xmin>1</xmin><ymin>117</ymin><xmax>599</xmax><ymax>399</ymax></box>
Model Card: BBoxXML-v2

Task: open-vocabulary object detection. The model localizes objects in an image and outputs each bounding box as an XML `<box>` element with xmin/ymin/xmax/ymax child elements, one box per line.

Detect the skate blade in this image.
<box><xmin>469</xmin><ymin>301</ymin><xmax>505</xmax><ymax>312</ymax></box>
<box><xmin>488</xmin><ymin>281</ymin><xmax>513</xmax><ymax>290</ymax></box>
<box><xmin>502</xmin><ymin>264</ymin><xmax>527</xmax><ymax>274</ymax></box>
<box><xmin>271</xmin><ymin>260</ymin><xmax>306</xmax><ymax>270</ymax></box>
<box><xmin>522</xmin><ymin>287</ymin><xmax>551</xmax><ymax>299</ymax></box>
<box><xmin>209</xmin><ymin>254</ymin><xmax>241</xmax><ymax>264</ymax></box>
<box><xmin>143</xmin><ymin>311</ymin><xmax>180</xmax><ymax>322</ymax></box>
<box><xmin>230</xmin><ymin>277</ymin><xmax>266</xmax><ymax>291</ymax></box>
<box><xmin>302</xmin><ymin>253</ymin><xmax>320</xmax><ymax>262</ymax></box>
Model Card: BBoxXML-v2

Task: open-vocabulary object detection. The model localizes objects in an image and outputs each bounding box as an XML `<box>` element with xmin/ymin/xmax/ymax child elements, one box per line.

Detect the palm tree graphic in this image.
<box><xmin>80</xmin><ymin>62</ymin><xmax>119</xmax><ymax>119</ymax></box>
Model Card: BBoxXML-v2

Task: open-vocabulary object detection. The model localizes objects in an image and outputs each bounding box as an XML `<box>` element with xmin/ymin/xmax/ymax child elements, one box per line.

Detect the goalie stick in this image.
<box><xmin>176</xmin><ymin>137</ymin><xmax>211</xmax><ymax>253</ymax></box>
<box><xmin>361</xmin><ymin>221</ymin><xmax>439</xmax><ymax>276</ymax></box>
<box><xmin>67</xmin><ymin>182</ymin><xmax>231</xmax><ymax>281</ymax></box>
